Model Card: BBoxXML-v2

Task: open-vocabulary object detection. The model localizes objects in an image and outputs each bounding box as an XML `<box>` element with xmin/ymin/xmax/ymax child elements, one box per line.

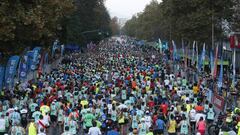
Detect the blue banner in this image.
<box><xmin>19</xmin><ymin>54</ymin><xmax>28</xmax><ymax>81</ymax></box>
<box><xmin>52</xmin><ymin>40</ymin><xmax>59</xmax><ymax>57</ymax></box>
<box><xmin>61</xmin><ymin>45</ymin><xmax>65</xmax><ymax>56</ymax></box>
<box><xmin>206</xmin><ymin>89</ymin><xmax>213</xmax><ymax>102</ymax></box>
<box><xmin>172</xmin><ymin>40</ymin><xmax>177</xmax><ymax>61</ymax></box>
<box><xmin>30</xmin><ymin>47</ymin><xmax>41</xmax><ymax>71</ymax></box>
<box><xmin>0</xmin><ymin>66</ymin><xmax>5</xmax><ymax>90</ymax></box>
<box><xmin>218</xmin><ymin>55</ymin><xmax>223</xmax><ymax>89</ymax></box>
<box><xmin>44</xmin><ymin>53</ymin><xmax>48</xmax><ymax>65</ymax></box>
<box><xmin>210</xmin><ymin>50</ymin><xmax>214</xmax><ymax>76</ymax></box>
<box><xmin>5</xmin><ymin>56</ymin><xmax>20</xmax><ymax>88</ymax></box>
<box><xmin>27</xmin><ymin>51</ymin><xmax>34</xmax><ymax>72</ymax></box>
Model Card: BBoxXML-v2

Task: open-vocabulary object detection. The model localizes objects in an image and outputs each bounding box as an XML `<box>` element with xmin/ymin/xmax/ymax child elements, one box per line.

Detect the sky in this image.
<box><xmin>105</xmin><ymin>0</ymin><xmax>161</xmax><ymax>19</ymax></box>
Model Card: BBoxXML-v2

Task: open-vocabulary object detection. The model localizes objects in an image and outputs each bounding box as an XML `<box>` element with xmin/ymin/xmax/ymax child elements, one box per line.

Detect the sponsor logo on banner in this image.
<box><xmin>31</xmin><ymin>65</ymin><xmax>35</xmax><ymax>70</ymax></box>
<box><xmin>20</xmin><ymin>72</ymin><xmax>26</xmax><ymax>77</ymax></box>
<box><xmin>212</xmin><ymin>93</ymin><xmax>224</xmax><ymax>110</ymax></box>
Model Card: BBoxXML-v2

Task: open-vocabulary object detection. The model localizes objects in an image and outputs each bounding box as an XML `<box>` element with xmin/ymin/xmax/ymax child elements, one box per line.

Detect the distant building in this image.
<box><xmin>118</xmin><ymin>18</ymin><xmax>128</xmax><ymax>28</ymax></box>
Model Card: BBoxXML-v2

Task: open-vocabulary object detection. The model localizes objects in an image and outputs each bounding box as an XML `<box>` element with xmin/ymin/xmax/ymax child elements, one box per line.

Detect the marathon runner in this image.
<box><xmin>0</xmin><ymin>36</ymin><xmax>238</xmax><ymax>135</ymax></box>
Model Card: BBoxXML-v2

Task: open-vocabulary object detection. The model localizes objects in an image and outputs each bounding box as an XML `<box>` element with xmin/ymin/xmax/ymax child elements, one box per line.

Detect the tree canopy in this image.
<box><xmin>123</xmin><ymin>0</ymin><xmax>236</xmax><ymax>46</ymax></box>
<box><xmin>0</xmin><ymin>0</ymin><xmax>112</xmax><ymax>54</ymax></box>
<box><xmin>63</xmin><ymin>0</ymin><xmax>112</xmax><ymax>45</ymax></box>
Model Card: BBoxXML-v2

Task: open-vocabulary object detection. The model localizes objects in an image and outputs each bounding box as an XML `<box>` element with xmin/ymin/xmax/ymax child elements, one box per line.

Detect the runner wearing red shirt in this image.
<box><xmin>161</xmin><ymin>102</ymin><xmax>168</xmax><ymax>116</ymax></box>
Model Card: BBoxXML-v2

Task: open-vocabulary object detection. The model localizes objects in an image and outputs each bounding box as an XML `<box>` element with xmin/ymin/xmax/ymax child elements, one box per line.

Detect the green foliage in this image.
<box><xmin>123</xmin><ymin>0</ymin><xmax>235</xmax><ymax>45</ymax></box>
<box><xmin>0</xmin><ymin>0</ymin><xmax>112</xmax><ymax>53</ymax></box>
<box><xmin>0</xmin><ymin>0</ymin><xmax>74</xmax><ymax>53</ymax></box>
<box><xmin>63</xmin><ymin>0</ymin><xmax>111</xmax><ymax>45</ymax></box>
<box><xmin>232</xmin><ymin>0</ymin><xmax>240</xmax><ymax>31</ymax></box>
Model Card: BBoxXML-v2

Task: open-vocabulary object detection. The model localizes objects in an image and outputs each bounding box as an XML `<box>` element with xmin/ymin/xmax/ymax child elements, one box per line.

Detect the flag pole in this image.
<box><xmin>233</xmin><ymin>45</ymin><xmax>236</xmax><ymax>91</ymax></box>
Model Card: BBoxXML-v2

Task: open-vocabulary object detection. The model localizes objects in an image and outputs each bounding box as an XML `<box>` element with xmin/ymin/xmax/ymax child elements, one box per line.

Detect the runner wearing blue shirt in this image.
<box><xmin>155</xmin><ymin>116</ymin><xmax>165</xmax><ymax>135</ymax></box>
<box><xmin>107</xmin><ymin>127</ymin><xmax>120</xmax><ymax>135</ymax></box>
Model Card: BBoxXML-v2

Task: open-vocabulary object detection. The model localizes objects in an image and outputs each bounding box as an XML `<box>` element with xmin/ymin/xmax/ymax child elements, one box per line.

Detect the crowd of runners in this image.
<box><xmin>0</xmin><ymin>37</ymin><xmax>239</xmax><ymax>135</ymax></box>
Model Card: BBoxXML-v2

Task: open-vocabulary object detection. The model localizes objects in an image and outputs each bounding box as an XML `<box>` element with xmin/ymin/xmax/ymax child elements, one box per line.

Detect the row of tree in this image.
<box><xmin>123</xmin><ymin>0</ymin><xmax>239</xmax><ymax>46</ymax></box>
<box><xmin>0</xmin><ymin>0</ymin><xmax>114</xmax><ymax>55</ymax></box>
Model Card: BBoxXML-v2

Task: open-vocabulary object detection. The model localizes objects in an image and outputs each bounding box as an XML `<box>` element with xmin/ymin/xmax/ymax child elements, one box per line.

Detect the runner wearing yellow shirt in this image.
<box><xmin>193</xmin><ymin>84</ymin><xmax>199</xmax><ymax>95</ymax></box>
<box><xmin>80</xmin><ymin>99</ymin><xmax>88</xmax><ymax>108</ymax></box>
<box><xmin>40</xmin><ymin>105</ymin><xmax>50</xmax><ymax>116</ymax></box>
<box><xmin>168</xmin><ymin>114</ymin><xmax>177</xmax><ymax>135</ymax></box>
<box><xmin>186</xmin><ymin>101</ymin><xmax>192</xmax><ymax>113</ymax></box>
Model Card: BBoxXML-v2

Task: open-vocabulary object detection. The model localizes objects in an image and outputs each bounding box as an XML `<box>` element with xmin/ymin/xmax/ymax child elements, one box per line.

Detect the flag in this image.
<box><xmin>181</xmin><ymin>39</ymin><xmax>185</xmax><ymax>66</ymax></box>
<box><xmin>218</xmin><ymin>58</ymin><xmax>223</xmax><ymax>88</ymax></box>
<box><xmin>44</xmin><ymin>53</ymin><xmax>49</xmax><ymax>65</ymax></box>
<box><xmin>198</xmin><ymin>43</ymin><xmax>206</xmax><ymax>70</ymax></box>
<box><xmin>43</xmin><ymin>53</ymin><xmax>49</xmax><ymax>73</ymax></box>
<box><xmin>182</xmin><ymin>39</ymin><xmax>184</xmax><ymax>57</ymax></box>
<box><xmin>217</xmin><ymin>55</ymin><xmax>223</xmax><ymax>88</ymax></box>
<box><xmin>5</xmin><ymin>56</ymin><xmax>20</xmax><ymax>88</ymax></box>
<box><xmin>192</xmin><ymin>41</ymin><xmax>195</xmax><ymax>66</ymax></box>
<box><xmin>196</xmin><ymin>42</ymin><xmax>198</xmax><ymax>69</ymax></box>
<box><xmin>19</xmin><ymin>54</ymin><xmax>28</xmax><ymax>81</ymax></box>
<box><xmin>172</xmin><ymin>40</ymin><xmax>177</xmax><ymax>61</ymax></box>
<box><xmin>27</xmin><ymin>51</ymin><xmax>33</xmax><ymax>72</ymax></box>
<box><xmin>202</xmin><ymin>43</ymin><xmax>206</xmax><ymax>67</ymax></box>
<box><xmin>159</xmin><ymin>38</ymin><xmax>162</xmax><ymax>53</ymax></box>
<box><xmin>185</xmin><ymin>46</ymin><xmax>188</xmax><ymax>68</ymax></box>
<box><xmin>213</xmin><ymin>44</ymin><xmax>219</xmax><ymax>78</ymax></box>
<box><xmin>0</xmin><ymin>66</ymin><xmax>5</xmax><ymax>90</ymax></box>
<box><xmin>232</xmin><ymin>47</ymin><xmax>236</xmax><ymax>89</ymax></box>
<box><xmin>38</xmin><ymin>52</ymin><xmax>45</xmax><ymax>77</ymax></box>
<box><xmin>210</xmin><ymin>50</ymin><xmax>214</xmax><ymax>76</ymax></box>
<box><xmin>61</xmin><ymin>44</ymin><xmax>65</xmax><ymax>56</ymax></box>
<box><xmin>162</xmin><ymin>41</ymin><xmax>168</xmax><ymax>51</ymax></box>
<box><xmin>52</xmin><ymin>40</ymin><xmax>59</xmax><ymax>58</ymax></box>
<box><xmin>30</xmin><ymin>47</ymin><xmax>41</xmax><ymax>71</ymax></box>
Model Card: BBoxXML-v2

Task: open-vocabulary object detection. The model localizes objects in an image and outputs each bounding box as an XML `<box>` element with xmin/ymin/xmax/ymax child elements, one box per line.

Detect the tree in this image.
<box><xmin>232</xmin><ymin>0</ymin><xmax>240</xmax><ymax>31</ymax></box>
<box><xmin>110</xmin><ymin>17</ymin><xmax>120</xmax><ymax>35</ymax></box>
<box><xmin>123</xmin><ymin>0</ymin><xmax>234</xmax><ymax>46</ymax></box>
<box><xmin>0</xmin><ymin>0</ymin><xmax>74</xmax><ymax>54</ymax></box>
<box><xmin>63</xmin><ymin>0</ymin><xmax>111</xmax><ymax>45</ymax></box>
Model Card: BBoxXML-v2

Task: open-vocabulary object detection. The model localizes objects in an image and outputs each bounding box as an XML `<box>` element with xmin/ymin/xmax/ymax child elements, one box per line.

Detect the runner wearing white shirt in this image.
<box><xmin>88</xmin><ymin>121</ymin><xmax>101</xmax><ymax>135</ymax></box>
<box><xmin>38</xmin><ymin>115</ymin><xmax>47</xmax><ymax>133</ymax></box>
<box><xmin>144</xmin><ymin>111</ymin><xmax>152</xmax><ymax>129</ymax></box>
<box><xmin>170</xmin><ymin>73</ymin><xmax>175</xmax><ymax>81</ymax></box>
<box><xmin>0</xmin><ymin>114</ymin><xmax>6</xmax><ymax>134</ymax></box>
<box><xmin>189</xmin><ymin>108</ymin><xmax>196</xmax><ymax>133</ymax></box>
<box><xmin>43</xmin><ymin>113</ymin><xmax>50</xmax><ymax>127</ymax></box>
<box><xmin>164</xmin><ymin>79</ymin><xmax>170</xmax><ymax>86</ymax></box>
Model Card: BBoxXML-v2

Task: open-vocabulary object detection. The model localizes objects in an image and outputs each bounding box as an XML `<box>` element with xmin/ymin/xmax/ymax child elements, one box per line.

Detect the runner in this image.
<box><xmin>0</xmin><ymin>37</ymin><xmax>233</xmax><ymax>135</ymax></box>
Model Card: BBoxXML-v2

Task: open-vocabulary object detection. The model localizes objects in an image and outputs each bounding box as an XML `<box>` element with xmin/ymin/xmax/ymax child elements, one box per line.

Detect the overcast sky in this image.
<box><xmin>105</xmin><ymin>0</ymin><xmax>161</xmax><ymax>19</ymax></box>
